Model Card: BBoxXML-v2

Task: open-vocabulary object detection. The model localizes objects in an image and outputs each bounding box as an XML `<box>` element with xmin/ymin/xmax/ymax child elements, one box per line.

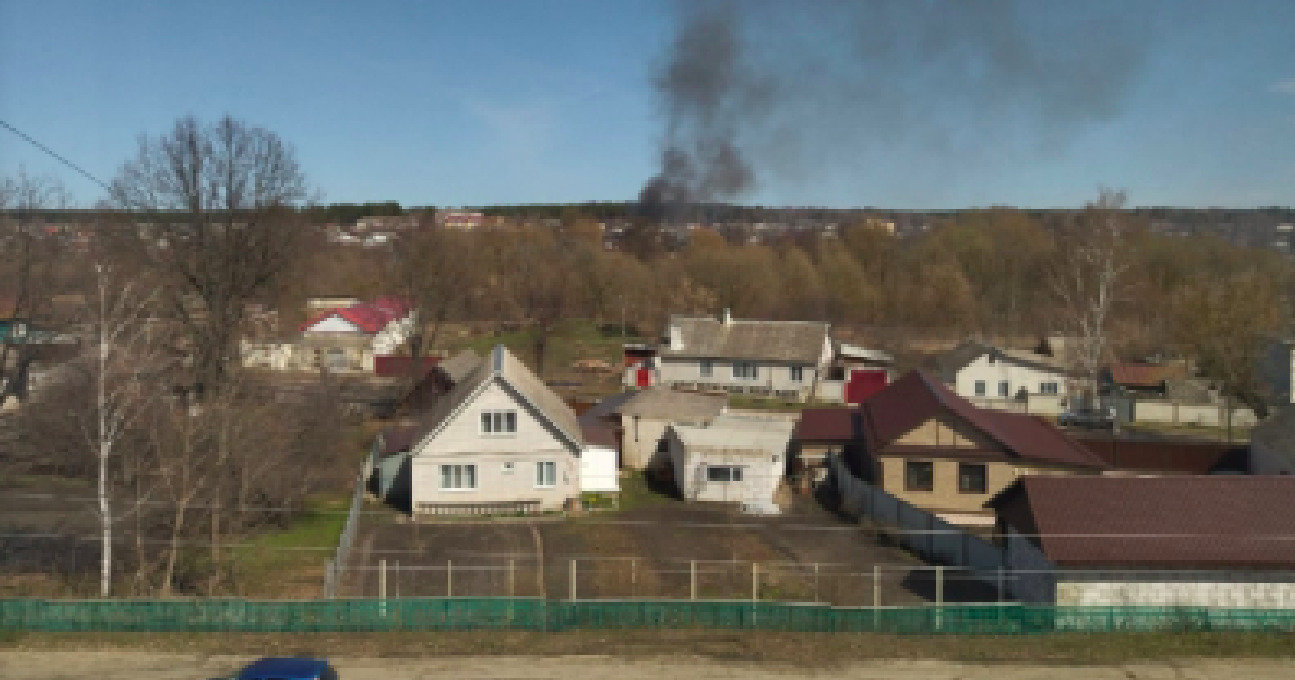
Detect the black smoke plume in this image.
<box><xmin>640</xmin><ymin>0</ymin><xmax>1150</xmax><ymax>218</ymax></box>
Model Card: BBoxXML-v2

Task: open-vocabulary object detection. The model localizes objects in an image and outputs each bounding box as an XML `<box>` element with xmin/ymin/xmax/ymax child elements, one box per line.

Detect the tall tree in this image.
<box><xmin>1050</xmin><ymin>191</ymin><xmax>1129</xmax><ymax>405</ymax></box>
<box><xmin>108</xmin><ymin>115</ymin><xmax>309</xmax><ymax>394</ymax></box>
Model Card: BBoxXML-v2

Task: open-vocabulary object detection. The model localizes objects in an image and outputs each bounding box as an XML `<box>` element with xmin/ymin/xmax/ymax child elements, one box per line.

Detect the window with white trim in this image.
<box><xmin>706</xmin><ymin>465</ymin><xmax>743</xmax><ymax>482</ymax></box>
<box><xmin>535</xmin><ymin>461</ymin><xmax>557</xmax><ymax>488</ymax></box>
<box><xmin>973</xmin><ymin>380</ymin><xmax>986</xmax><ymax>396</ymax></box>
<box><xmin>790</xmin><ymin>366</ymin><xmax>804</xmax><ymax>382</ymax></box>
<box><xmin>1040</xmin><ymin>381</ymin><xmax>1059</xmax><ymax>395</ymax></box>
<box><xmin>439</xmin><ymin>464</ymin><xmax>477</xmax><ymax>490</ymax></box>
<box><xmin>480</xmin><ymin>410</ymin><xmax>517</xmax><ymax>434</ymax></box>
<box><xmin>733</xmin><ymin>362</ymin><xmax>757</xmax><ymax>379</ymax></box>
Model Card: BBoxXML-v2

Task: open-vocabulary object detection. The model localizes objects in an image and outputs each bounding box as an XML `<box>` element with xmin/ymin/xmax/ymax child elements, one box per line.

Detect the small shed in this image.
<box><xmin>579</xmin><ymin>419</ymin><xmax>621</xmax><ymax>494</ymax></box>
<box><xmin>667</xmin><ymin>414</ymin><xmax>794</xmax><ymax>514</ymax></box>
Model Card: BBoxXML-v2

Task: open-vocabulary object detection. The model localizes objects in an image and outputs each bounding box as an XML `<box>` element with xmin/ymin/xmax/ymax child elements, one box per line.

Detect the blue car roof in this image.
<box><xmin>237</xmin><ymin>657</ymin><xmax>330</xmax><ymax>679</ymax></box>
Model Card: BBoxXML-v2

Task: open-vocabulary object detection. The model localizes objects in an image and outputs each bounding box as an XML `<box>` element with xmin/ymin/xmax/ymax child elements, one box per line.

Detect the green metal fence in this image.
<box><xmin>4</xmin><ymin>598</ymin><xmax>1295</xmax><ymax>634</ymax></box>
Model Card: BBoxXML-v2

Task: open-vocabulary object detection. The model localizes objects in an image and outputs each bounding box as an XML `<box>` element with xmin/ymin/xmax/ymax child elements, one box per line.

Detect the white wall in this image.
<box><xmin>1056</xmin><ymin>572</ymin><xmax>1295</xmax><ymax>608</ymax></box>
<box><xmin>410</xmin><ymin>378</ymin><xmax>580</xmax><ymax>512</ymax></box>
<box><xmin>580</xmin><ymin>445</ymin><xmax>620</xmax><ymax>493</ymax></box>
<box><xmin>668</xmin><ymin>434</ymin><xmax>783</xmax><ymax>506</ymax></box>
<box><xmin>1131</xmin><ymin>400</ymin><xmax>1257</xmax><ymax>428</ymax></box>
<box><xmin>954</xmin><ymin>354</ymin><xmax>1069</xmax><ymax>403</ymax></box>
<box><xmin>657</xmin><ymin>357</ymin><xmax>818</xmax><ymax>398</ymax></box>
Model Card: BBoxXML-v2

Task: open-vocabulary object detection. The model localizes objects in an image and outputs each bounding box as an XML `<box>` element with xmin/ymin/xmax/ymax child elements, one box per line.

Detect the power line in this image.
<box><xmin>0</xmin><ymin>118</ymin><xmax>113</xmax><ymax>193</ymax></box>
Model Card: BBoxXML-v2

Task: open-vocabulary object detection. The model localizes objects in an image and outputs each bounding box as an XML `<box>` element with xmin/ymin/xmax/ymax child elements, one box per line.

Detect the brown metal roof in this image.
<box><xmin>858</xmin><ymin>371</ymin><xmax>1106</xmax><ymax>470</ymax></box>
<box><xmin>1108</xmin><ymin>363</ymin><xmax>1171</xmax><ymax>388</ymax></box>
<box><xmin>992</xmin><ymin>476</ymin><xmax>1295</xmax><ymax>568</ymax></box>
<box><xmin>1074</xmin><ymin>436</ymin><xmax>1248</xmax><ymax>474</ymax></box>
<box><xmin>794</xmin><ymin>407</ymin><xmax>856</xmax><ymax>442</ymax></box>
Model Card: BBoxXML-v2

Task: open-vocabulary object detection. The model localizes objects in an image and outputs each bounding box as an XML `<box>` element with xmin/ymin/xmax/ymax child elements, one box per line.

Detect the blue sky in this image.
<box><xmin>1</xmin><ymin>1</ymin><xmax>1294</xmax><ymax>209</ymax></box>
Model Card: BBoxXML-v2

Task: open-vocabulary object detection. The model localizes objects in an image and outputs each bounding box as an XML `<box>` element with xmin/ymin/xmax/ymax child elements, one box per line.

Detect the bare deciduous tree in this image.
<box><xmin>1050</xmin><ymin>190</ymin><xmax>1129</xmax><ymax>406</ymax></box>
<box><xmin>108</xmin><ymin>115</ymin><xmax>309</xmax><ymax>394</ymax></box>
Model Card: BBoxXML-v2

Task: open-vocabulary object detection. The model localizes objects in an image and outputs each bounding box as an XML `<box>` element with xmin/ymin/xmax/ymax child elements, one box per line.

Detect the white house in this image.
<box><xmin>241</xmin><ymin>297</ymin><xmax>415</xmax><ymax>373</ymax></box>
<box><xmin>936</xmin><ymin>340</ymin><xmax>1072</xmax><ymax>415</ymax></box>
<box><xmin>407</xmin><ymin>345</ymin><xmax>584</xmax><ymax>514</ymax></box>
<box><xmin>629</xmin><ymin>310</ymin><xmax>832</xmax><ymax>402</ymax></box>
<box><xmin>666</xmin><ymin>414</ymin><xmax>794</xmax><ymax>514</ymax></box>
<box><xmin>611</xmin><ymin>387</ymin><xmax>728</xmax><ymax>470</ymax></box>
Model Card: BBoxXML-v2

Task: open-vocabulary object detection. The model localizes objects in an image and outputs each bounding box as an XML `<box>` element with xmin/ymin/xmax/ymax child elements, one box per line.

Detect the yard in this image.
<box><xmin>341</xmin><ymin>474</ymin><xmax>979</xmax><ymax>607</ymax></box>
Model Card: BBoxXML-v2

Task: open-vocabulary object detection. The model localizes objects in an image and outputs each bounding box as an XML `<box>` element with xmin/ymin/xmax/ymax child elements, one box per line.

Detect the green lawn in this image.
<box><xmin>228</xmin><ymin>493</ymin><xmax>349</xmax><ymax>597</ymax></box>
<box><xmin>614</xmin><ymin>471</ymin><xmax>677</xmax><ymax>511</ymax></box>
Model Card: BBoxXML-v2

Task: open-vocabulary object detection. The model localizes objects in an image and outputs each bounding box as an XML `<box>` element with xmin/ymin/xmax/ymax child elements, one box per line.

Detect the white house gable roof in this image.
<box><xmin>304</xmin><ymin>314</ymin><xmax>363</xmax><ymax>333</ymax></box>
<box><xmin>412</xmin><ymin>345</ymin><xmax>583</xmax><ymax>454</ymax></box>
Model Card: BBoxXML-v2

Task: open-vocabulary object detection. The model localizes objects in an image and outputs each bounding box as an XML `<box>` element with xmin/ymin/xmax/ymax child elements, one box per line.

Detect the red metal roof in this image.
<box><xmin>794</xmin><ymin>407</ymin><xmax>856</xmax><ymax>442</ymax></box>
<box><xmin>1074</xmin><ymin>436</ymin><xmax>1248</xmax><ymax>474</ymax></box>
<box><xmin>993</xmin><ymin>476</ymin><xmax>1295</xmax><ymax>568</ymax></box>
<box><xmin>858</xmin><ymin>371</ymin><xmax>1106</xmax><ymax>470</ymax></box>
<box><xmin>300</xmin><ymin>297</ymin><xmax>412</xmax><ymax>334</ymax></box>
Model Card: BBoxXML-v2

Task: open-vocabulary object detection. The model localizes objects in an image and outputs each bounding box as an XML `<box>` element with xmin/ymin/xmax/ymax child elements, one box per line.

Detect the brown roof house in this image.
<box><xmin>642</xmin><ymin>310</ymin><xmax>833</xmax><ymax>402</ymax></box>
<box><xmin>989</xmin><ymin>476</ymin><xmax>1295</xmax><ymax>607</ymax></box>
<box><xmin>792</xmin><ymin>407</ymin><xmax>858</xmax><ymax>486</ymax></box>
<box><xmin>846</xmin><ymin>371</ymin><xmax>1106</xmax><ymax>527</ymax></box>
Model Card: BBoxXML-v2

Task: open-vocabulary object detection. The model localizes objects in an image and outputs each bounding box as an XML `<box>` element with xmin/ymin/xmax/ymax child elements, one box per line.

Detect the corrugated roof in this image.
<box><xmin>299</xmin><ymin>297</ymin><xmax>412</xmax><ymax>334</ymax></box>
<box><xmin>993</xmin><ymin>476</ymin><xmax>1295</xmax><ymax>568</ymax></box>
<box><xmin>659</xmin><ymin>315</ymin><xmax>828</xmax><ymax>363</ymax></box>
<box><xmin>578</xmin><ymin>418</ymin><xmax>619</xmax><ymax>448</ymax></box>
<box><xmin>1074</xmin><ymin>436</ymin><xmax>1248</xmax><ymax>474</ymax></box>
<box><xmin>616</xmin><ymin>387</ymin><xmax>727</xmax><ymax>421</ymax></box>
<box><xmin>1108</xmin><ymin>363</ymin><xmax>1170</xmax><ymax>388</ymax></box>
<box><xmin>858</xmin><ymin>371</ymin><xmax>1106</xmax><ymax>469</ymax></box>
<box><xmin>673</xmin><ymin>414</ymin><xmax>794</xmax><ymax>454</ymax></box>
<box><xmin>794</xmin><ymin>407</ymin><xmax>856</xmax><ymax>442</ymax></box>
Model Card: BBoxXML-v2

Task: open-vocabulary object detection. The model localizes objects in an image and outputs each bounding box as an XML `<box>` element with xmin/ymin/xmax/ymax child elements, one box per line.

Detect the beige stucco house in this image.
<box><xmin>407</xmin><ymin>345</ymin><xmax>584</xmax><ymax>514</ymax></box>
<box><xmin>612</xmin><ymin>387</ymin><xmax>728</xmax><ymax>471</ymax></box>
<box><xmin>846</xmin><ymin>371</ymin><xmax>1107</xmax><ymax>526</ymax></box>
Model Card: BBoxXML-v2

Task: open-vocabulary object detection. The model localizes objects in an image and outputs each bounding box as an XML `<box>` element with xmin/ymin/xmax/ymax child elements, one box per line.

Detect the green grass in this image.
<box><xmin>614</xmin><ymin>471</ymin><xmax>676</xmax><ymax>511</ymax></box>
<box><xmin>228</xmin><ymin>493</ymin><xmax>349</xmax><ymax>595</ymax></box>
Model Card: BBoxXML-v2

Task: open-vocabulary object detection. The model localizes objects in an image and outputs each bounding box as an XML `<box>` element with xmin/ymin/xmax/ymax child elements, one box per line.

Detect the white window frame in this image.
<box><xmin>733</xmin><ymin>362</ymin><xmax>758</xmax><ymax>380</ymax></box>
<box><xmin>1040</xmin><ymin>381</ymin><xmax>1059</xmax><ymax>395</ymax></box>
<box><xmin>480</xmin><ymin>409</ymin><xmax>518</xmax><ymax>435</ymax></box>
<box><xmin>699</xmin><ymin>359</ymin><xmax>713</xmax><ymax>377</ymax></box>
<box><xmin>973</xmin><ymin>380</ymin><xmax>986</xmax><ymax>397</ymax></box>
<box><xmin>535</xmin><ymin>460</ymin><xmax>557</xmax><ymax>488</ymax></box>
<box><xmin>790</xmin><ymin>366</ymin><xmax>804</xmax><ymax>382</ymax></box>
<box><xmin>706</xmin><ymin>465</ymin><xmax>744</xmax><ymax>483</ymax></box>
<box><xmin>998</xmin><ymin>380</ymin><xmax>1009</xmax><ymax>397</ymax></box>
<box><xmin>439</xmin><ymin>464</ymin><xmax>477</xmax><ymax>491</ymax></box>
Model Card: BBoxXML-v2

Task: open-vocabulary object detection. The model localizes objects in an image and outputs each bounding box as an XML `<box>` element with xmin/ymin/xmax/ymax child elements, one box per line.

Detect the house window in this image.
<box><xmin>1040</xmin><ymin>382</ymin><xmax>1059</xmax><ymax>395</ymax></box>
<box><xmin>733</xmin><ymin>362</ymin><xmax>758</xmax><ymax>379</ymax></box>
<box><xmin>998</xmin><ymin>381</ymin><xmax>1009</xmax><ymax>397</ymax></box>
<box><xmin>439</xmin><ymin>464</ymin><xmax>477</xmax><ymax>490</ymax></box>
<box><xmin>973</xmin><ymin>380</ymin><xmax>986</xmax><ymax>397</ymax></box>
<box><xmin>699</xmin><ymin>359</ymin><xmax>713</xmax><ymax>377</ymax></box>
<box><xmin>480</xmin><ymin>410</ymin><xmax>517</xmax><ymax>434</ymax></box>
<box><xmin>905</xmin><ymin>461</ymin><xmax>934</xmax><ymax>492</ymax></box>
<box><xmin>706</xmin><ymin>465</ymin><xmax>743</xmax><ymax>482</ymax></box>
<box><xmin>790</xmin><ymin>366</ymin><xmax>804</xmax><ymax>382</ymax></box>
<box><xmin>502</xmin><ymin>462</ymin><xmax>515</xmax><ymax>474</ymax></box>
<box><xmin>958</xmin><ymin>463</ymin><xmax>987</xmax><ymax>494</ymax></box>
<box><xmin>535</xmin><ymin>461</ymin><xmax>557</xmax><ymax>488</ymax></box>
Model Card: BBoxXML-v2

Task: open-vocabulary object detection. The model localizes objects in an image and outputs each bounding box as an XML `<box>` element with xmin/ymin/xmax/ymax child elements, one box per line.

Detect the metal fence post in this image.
<box><xmin>813</xmin><ymin>563</ymin><xmax>820</xmax><ymax>603</ymax></box>
<box><xmin>690</xmin><ymin>560</ymin><xmax>697</xmax><ymax>600</ymax></box>
<box><xmin>872</xmin><ymin>565</ymin><xmax>881</xmax><ymax>608</ymax></box>
<box><xmin>446</xmin><ymin>559</ymin><xmax>452</xmax><ymax>597</ymax></box>
<box><xmin>751</xmin><ymin>562</ymin><xmax>759</xmax><ymax>601</ymax></box>
<box><xmin>935</xmin><ymin>565</ymin><xmax>944</xmax><ymax>631</ymax></box>
<box><xmin>379</xmin><ymin>559</ymin><xmax>387</xmax><ymax>617</ymax></box>
<box><xmin>508</xmin><ymin>559</ymin><xmax>516</xmax><ymax>598</ymax></box>
<box><xmin>569</xmin><ymin>559</ymin><xmax>577</xmax><ymax>601</ymax></box>
<box><xmin>631</xmin><ymin>558</ymin><xmax>638</xmax><ymax>597</ymax></box>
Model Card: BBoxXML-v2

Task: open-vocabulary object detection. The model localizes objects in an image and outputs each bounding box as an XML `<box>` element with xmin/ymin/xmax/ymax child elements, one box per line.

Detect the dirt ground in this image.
<box><xmin>345</xmin><ymin>489</ymin><xmax>983</xmax><ymax>606</ymax></box>
<box><xmin>2</xmin><ymin>650</ymin><xmax>1294</xmax><ymax>680</ymax></box>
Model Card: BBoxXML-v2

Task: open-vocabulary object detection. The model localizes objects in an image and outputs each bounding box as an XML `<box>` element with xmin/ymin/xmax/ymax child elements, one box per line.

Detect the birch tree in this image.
<box><xmin>1050</xmin><ymin>190</ymin><xmax>1129</xmax><ymax>407</ymax></box>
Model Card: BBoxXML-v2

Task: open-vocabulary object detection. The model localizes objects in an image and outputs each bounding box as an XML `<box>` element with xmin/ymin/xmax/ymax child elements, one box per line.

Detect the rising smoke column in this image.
<box><xmin>640</xmin><ymin>0</ymin><xmax>1150</xmax><ymax>215</ymax></box>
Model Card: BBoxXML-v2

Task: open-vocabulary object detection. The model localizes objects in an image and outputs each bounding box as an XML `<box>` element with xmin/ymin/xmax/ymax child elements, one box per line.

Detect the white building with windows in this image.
<box><xmin>630</xmin><ymin>310</ymin><xmax>832</xmax><ymax>402</ymax></box>
<box><xmin>666</xmin><ymin>414</ymin><xmax>794</xmax><ymax>514</ymax></box>
<box><xmin>936</xmin><ymin>340</ymin><xmax>1072</xmax><ymax>415</ymax></box>
<box><xmin>406</xmin><ymin>345</ymin><xmax>584</xmax><ymax>514</ymax></box>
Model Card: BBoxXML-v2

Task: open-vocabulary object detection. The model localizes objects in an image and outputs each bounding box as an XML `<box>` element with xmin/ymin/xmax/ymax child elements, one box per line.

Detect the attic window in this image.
<box><xmin>481</xmin><ymin>410</ymin><xmax>517</xmax><ymax>434</ymax></box>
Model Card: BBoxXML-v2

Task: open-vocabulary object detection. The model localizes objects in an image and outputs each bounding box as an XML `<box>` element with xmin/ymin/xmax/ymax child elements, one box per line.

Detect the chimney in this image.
<box><xmin>668</xmin><ymin>318</ymin><xmax>683</xmax><ymax>350</ymax></box>
<box><xmin>722</xmin><ymin>308</ymin><xmax>732</xmax><ymax>326</ymax></box>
